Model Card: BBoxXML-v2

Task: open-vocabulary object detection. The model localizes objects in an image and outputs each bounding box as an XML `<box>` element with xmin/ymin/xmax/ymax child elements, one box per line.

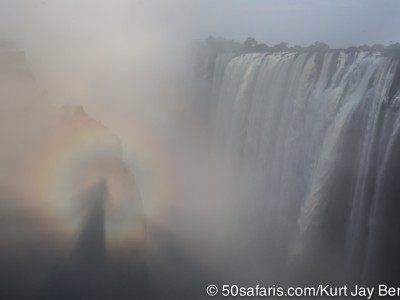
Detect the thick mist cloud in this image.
<box><xmin>0</xmin><ymin>0</ymin><xmax>183</xmax><ymax>133</ymax></box>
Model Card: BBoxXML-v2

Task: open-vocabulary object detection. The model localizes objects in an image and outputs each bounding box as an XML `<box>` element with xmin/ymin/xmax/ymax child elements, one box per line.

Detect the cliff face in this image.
<box><xmin>0</xmin><ymin>45</ymin><xmax>147</xmax><ymax>300</ymax></box>
<box><xmin>0</xmin><ymin>45</ymin><xmax>125</xmax><ymax>219</ymax></box>
<box><xmin>0</xmin><ymin>48</ymin><xmax>49</xmax><ymax>184</ymax></box>
<box><xmin>189</xmin><ymin>49</ymin><xmax>400</xmax><ymax>284</ymax></box>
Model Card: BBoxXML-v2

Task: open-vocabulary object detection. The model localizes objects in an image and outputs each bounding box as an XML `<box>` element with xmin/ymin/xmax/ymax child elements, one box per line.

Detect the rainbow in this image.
<box><xmin>21</xmin><ymin>109</ymin><xmax>177</xmax><ymax>249</ymax></box>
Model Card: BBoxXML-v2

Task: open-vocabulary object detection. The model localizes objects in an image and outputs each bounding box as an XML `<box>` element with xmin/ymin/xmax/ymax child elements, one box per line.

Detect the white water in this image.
<box><xmin>200</xmin><ymin>50</ymin><xmax>400</xmax><ymax>284</ymax></box>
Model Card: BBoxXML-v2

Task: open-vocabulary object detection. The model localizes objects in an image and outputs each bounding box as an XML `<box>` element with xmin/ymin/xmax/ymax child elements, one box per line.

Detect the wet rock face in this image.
<box><xmin>192</xmin><ymin>49</ymin><xmax>400</xmax><ymax>285</ymax></box>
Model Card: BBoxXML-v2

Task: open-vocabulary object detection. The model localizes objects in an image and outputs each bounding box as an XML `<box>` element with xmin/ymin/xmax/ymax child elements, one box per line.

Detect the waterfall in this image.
<box><xmin>200</xmin><ymin>50</ymin><xmax>400</xmax><ymax>284</ymax></box>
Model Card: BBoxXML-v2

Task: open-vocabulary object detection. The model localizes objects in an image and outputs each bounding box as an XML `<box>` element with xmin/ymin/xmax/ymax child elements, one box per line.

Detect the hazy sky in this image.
<box><xmin>0</xmin><ymin>0</ymin><xmax>399</xmax><ymax>48</ymax></box>
<box><xmin>169</xmin><ymin>0</ymin><xmax>400</xmax><ymax>47</ymax></box>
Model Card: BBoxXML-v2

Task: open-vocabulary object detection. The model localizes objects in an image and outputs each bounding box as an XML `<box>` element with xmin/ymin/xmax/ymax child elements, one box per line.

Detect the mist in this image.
<box><xmin>0</xmin><ymin>1</ymin><xmax>241</xmax><ymax>299</ymax></box>
<box><xmin>1</xmin><ymin>1</ymin><xmax>400</xmax><ymax>299</ymax></box>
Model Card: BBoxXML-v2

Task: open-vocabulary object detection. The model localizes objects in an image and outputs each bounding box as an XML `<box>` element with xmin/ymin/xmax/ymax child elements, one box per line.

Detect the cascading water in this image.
<box><xmin>198</xmin><ymin>50</ymin><xmax>400</xmax><ymax>285</ymax></box>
